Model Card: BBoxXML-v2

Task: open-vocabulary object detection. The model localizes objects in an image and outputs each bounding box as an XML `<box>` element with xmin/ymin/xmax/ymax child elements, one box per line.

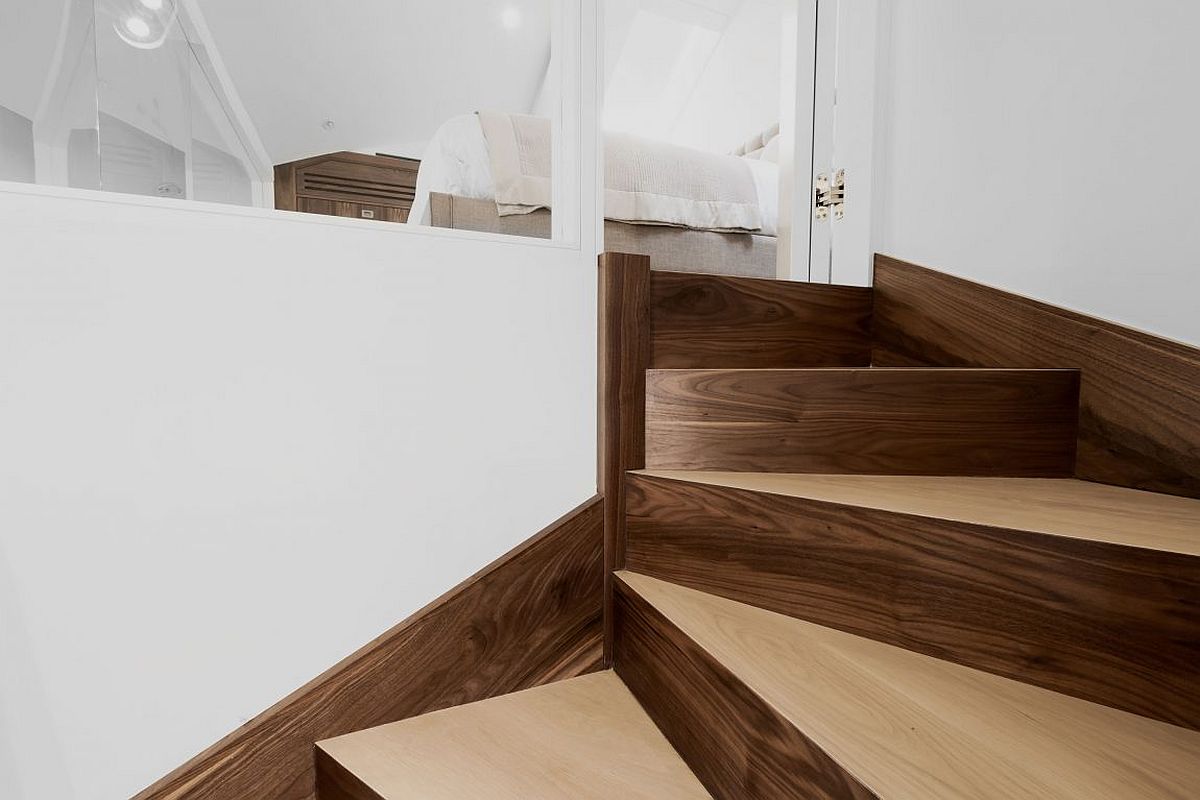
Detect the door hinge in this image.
<box><xmin>814</xmin><ymin>169</ymin><xmax>845</xmax><ymax>221</ymax></box>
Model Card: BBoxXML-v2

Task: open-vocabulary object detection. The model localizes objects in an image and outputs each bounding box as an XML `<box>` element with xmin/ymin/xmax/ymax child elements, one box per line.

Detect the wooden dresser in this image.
<box><xmin>274</xmin><ymin>152</ymin><xmax>420</xmax><ymax>223</ymax></box>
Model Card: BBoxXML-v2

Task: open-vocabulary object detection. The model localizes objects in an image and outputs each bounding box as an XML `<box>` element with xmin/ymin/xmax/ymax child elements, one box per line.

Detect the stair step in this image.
<box><xmin>638</xmin><ymin>470</ymin><xmax>1200</xmax><ymax>554</ymax></box>
<box><xmin>644</xmin><ymin>368</ymin><xmax>1079</xmax><ymax>475</ymax></box>
<box><xmin>649</xmin><ymin>271</ymin><xmax>873</xmax><ymax>368</ymax></box>
<box><xmin>315</xmin><ymin>671</ymin><xmax>712</xmax><ymax>800</ymax></box>
<box><xmin>614</xmin><ymin>570</ymin><xmax>1200</xmax><ymax>799</ymax></box>
<box><xmin>625</xmin><ymin>470</ymin><xmax>1200</xmax><ymax>728</ymax></box>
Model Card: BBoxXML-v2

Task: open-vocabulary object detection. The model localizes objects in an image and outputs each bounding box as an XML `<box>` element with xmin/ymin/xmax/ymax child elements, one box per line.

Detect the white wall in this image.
<box><xmin>672</xmin><ymin>0</ymin><xmax>782</xmax><ymax>153</ymax></box>
<box><xmin>874</xmin><ymin>0</ymin><xmax>1200</xmax><ymax>345</ymax></box>
<box><xmin>0</xmin><ymin>188</ymin><xmax>597</xmax><ymax>799</ymax></box>
<box><xmin>604</xmin><ymin>0</ymin><xmax>781</xmax><ymax>153</ymax></box>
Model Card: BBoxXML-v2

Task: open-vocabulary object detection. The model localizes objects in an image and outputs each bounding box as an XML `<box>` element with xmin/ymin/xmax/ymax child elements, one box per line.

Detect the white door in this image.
<box><xmin>779</xmin><ymin>0</ymin><xmax>878</xmax><ymax>286</ymax></box>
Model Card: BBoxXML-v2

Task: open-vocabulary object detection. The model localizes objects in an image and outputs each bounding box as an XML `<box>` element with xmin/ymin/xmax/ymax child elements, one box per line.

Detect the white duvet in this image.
<box><xmin>409</xmin><ymin>113</ymin><xmax>779</xmax><ymax>236</ymax></box>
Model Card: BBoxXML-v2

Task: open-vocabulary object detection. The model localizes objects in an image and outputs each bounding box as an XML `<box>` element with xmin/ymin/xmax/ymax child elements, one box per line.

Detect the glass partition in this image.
<box><xmin>0</xmin><ymin>0</ymin><xmax>264</xmax><ymax>205</ymax></box>
<box><xmin>218</xmin><ymin>0</ymin><xmax>560</xmax><ymax>238</ymax></box>
<box><xmin>2</xmin><ymin>0</ymin><xmax>578</xmax><ymax>240</ymax></box>
<box><xmin>0</xmin><ymin>0</ymin><xmax>98</xmax><ymax>188</ymax></box>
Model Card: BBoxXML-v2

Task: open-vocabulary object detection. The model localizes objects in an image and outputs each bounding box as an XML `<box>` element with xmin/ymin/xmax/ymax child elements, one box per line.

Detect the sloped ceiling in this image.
<box><xmin>604</xmin><ymin>0</ymin><xmax>781</xmax><ymax>153</ymax></box>
<box><xmin>194</xmin><ymin>0</ymin><xmax>551</xmax><ymax>163</ymax></box>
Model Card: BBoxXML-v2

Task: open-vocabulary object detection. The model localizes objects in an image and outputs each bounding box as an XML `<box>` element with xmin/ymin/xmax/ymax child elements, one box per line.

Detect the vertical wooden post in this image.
<box><xmin>597</xmin><ymin>252</ymin><xmax>651</xmax><ymax>665</ymax></box>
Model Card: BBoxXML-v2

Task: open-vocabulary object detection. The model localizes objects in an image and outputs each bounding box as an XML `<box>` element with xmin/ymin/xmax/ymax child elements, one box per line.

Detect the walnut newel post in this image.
<box><xmin>598</xmin><ymin>253</ymin><xmax>652</xmax><ymax>663</ymax></box>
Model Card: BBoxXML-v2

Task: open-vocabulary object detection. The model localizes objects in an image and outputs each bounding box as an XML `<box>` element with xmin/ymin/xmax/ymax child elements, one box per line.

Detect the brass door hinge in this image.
<box><xmin>814</xmin><ymin>169</ymin><xmax>845</xmax><ymax>221</ymax></box>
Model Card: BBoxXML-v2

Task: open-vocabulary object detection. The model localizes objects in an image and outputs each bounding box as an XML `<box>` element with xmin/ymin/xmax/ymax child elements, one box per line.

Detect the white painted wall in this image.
<box><xmin>874</xmin><ymin>0</ymin><xmax>1200</xmax><ymax>345</ymax></box>
<box><xmin>604</xmin><ymin>0</ymin><xmax>781</xmax><ymax>153</ymax></box>
<box><xmin>0</xmin><ymin>188</ymin><xmax>598</xmax><ymax>799</ymax></box>
<box><xmin>671</xmin><ymin>0</ymin><xmax>782</xmax><ymax>153</ymax></box>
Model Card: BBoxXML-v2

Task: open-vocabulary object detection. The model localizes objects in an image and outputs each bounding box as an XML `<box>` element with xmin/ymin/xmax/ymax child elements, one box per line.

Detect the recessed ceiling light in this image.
<box><xmin>500</xmin><ymin>6</ymin><xmax>522</xmax><ymax>31</ymax></box>
<box><xmin>115</xmin><ymin>3</ymin><xmax>175</xmax><ymax>49</ymax></box>
<box><xmin>123</xmin><ymin>15</ymin><xmax>152</xmax><ymax>38</ymax></box>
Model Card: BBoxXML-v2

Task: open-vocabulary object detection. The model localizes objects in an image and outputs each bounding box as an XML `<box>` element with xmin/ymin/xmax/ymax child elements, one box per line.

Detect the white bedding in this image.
<box><xmin>409</xmin><ymin>113</ymin><xmax>779</xmax><ymax>236</ymax></box>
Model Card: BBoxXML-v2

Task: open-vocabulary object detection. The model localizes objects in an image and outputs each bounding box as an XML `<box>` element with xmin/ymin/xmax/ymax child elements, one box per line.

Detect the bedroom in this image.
<box><xmin>0</xmin><ymin>0</ymin><xmax>831</xmax><ymax>279</ymax></box>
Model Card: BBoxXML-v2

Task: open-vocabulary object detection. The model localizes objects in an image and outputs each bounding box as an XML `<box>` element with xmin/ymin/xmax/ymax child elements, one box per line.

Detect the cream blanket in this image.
<box><xmin>477</xmin><ymin>110</ymin><xmax>763</xmax><ymax>233</ymax></box>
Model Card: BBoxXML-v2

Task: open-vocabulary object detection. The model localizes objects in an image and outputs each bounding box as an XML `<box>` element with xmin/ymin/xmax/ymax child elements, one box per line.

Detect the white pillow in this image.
<box><xmin>761</xmin><ymin>135</ymin><xmax>781</xmax><ymax>164</ymax></box>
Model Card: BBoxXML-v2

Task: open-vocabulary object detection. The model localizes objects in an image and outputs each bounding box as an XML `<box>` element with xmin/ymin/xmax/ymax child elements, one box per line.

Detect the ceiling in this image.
<box><xmin>2</xmin><ymin>0</ymin><xmax>779</xmax><ymax>168</ymax></box>
<box><xmin>194</xmin><ymin>0</ymin><xmax>552</xmax><ymax>164</ymax></box>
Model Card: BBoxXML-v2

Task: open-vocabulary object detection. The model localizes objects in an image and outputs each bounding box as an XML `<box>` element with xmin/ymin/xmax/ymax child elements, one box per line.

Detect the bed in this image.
<box><xmin>409</xmin><ymin>113</ymin><xmax>781</xmax><ymax>278</ymax></box>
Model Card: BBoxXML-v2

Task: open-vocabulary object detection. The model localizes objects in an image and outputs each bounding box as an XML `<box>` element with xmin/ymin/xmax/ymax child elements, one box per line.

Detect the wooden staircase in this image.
<box><xmin>313</xmin><ymin>255</ymin><xmax>1200</xmax><ymax>799</ymax></box>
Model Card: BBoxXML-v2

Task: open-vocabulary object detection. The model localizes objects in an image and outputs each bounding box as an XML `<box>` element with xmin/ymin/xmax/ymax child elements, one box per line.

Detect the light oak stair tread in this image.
<box><xmin>616</xmin><ymin>571</ymin><xmax>1200</xmax><ymax>799</ymax></box>
<box><xmin>316</xmin><ymin>670</ymin><xmax>712</xmax><ymax>800</ymax></box>
<box><xmin>635</xmin><ymin>471</ymin><xmax>1200</xmax><ymax>556</ymax></box>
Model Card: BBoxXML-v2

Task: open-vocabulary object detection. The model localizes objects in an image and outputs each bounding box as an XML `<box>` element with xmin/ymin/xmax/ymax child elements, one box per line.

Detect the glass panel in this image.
<box><xmin>1</xmin><ymin>0</ymin><xmax>260</xmax><ymax>205</ymax></box>
<box><xmin>188</xmin><ymin>49</ymin><xmax>252</xmax><ymax>205</ymax></box>
<box><xmin>0</xmin><ymin>102</ymin><xmax>37</xmax><ymax>184</ymax></box>
<box><xmin>193</xmin><ymin>0</ymin><xmax>558</xmax><ymax>235</ymax></box>
<box><xmin>94</xmin><ymin>0</ymin><xmax>192</xmax><ymax>199</ymax></box>
<box><xmin>3</xmin><ymin>0</ymin><xmax>576</xmax><ymax>232</ymax></box>
<box><xmin>2</xmin><ymin>0</ymin><xmax>102</xmax><ymax>188</ymax></box>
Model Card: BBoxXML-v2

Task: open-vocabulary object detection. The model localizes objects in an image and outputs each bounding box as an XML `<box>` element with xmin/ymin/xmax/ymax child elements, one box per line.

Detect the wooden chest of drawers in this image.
<box><xmin>274</xmin><ymin>151</ymin><xmax>420</xmax><ymax>223</ymax></box>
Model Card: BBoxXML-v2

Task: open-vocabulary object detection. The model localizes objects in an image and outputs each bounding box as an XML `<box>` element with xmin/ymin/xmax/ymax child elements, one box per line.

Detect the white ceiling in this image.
<box><xmin>2</xmin><ymin>0</ymin><xmax>779</xmax><ymax>166</ymax></box>
<box><xmin>194</xmin><ymin>0</ymin><xmax>552</xmax><ymax>163</ymax></box>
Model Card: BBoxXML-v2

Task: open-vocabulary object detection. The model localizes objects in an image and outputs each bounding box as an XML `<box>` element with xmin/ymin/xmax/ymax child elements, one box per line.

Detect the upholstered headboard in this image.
<box><xmin>732</xmin><ymin>122</ymin><xmax>781</xmax><ymax>161</ymax></box>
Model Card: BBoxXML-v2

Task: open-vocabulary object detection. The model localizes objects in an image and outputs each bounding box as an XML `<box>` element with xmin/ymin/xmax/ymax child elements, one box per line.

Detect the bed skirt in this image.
<box><xmin>429</xmin><ymin>193</ymin><xmax>777</xmax><ymax>278</ymax></box>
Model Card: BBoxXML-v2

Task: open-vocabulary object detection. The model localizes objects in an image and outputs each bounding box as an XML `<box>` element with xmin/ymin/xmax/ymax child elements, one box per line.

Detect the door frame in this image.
<box><xmin>778</xmin><ymin>0</ymin><xmax>879</xmax><ymax>286</ymax></box>
<box><xmin>828</xmin><ymin>0</ymin><xmax>880</xmax><ymax>287</ymax></box>
<box><xmin>776</xmin><ymin>0</ymin><xmax>820</xmax><ymax>281</ymax></box>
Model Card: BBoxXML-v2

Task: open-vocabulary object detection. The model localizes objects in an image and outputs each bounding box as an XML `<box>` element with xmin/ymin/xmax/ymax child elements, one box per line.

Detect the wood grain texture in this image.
<box><xmin>618</xmin><ymin>571</ymin><xmax>1200</xmax><ymax>800</ymax></box>
<box><xmin>872</xmin><ymin>254</ymin><xmax>1200</xmax><ymax>498</ymax></box>
<box><xmin>274</xmin><ymin>152</ymin><xmax>419</xmax><ymax>224</ymax></box>
<box><xmin>316</xmin><ymin>671</ymin><xmax>712</xmax><ymax>800</ymax></box>
<box><xmin>131</xmin><ymin>497</ymin><xmax>605</xmax><ymax>800</ymax></box>
<box><xmin>273</xmin><ymin>163</ymin><xmax>298</xmax><ymax>211</ymax></box>
<box><xmin>645</xmin><ymin>368</ymin><xmax>1080</xmax><ymax>475</ymax></box>
<box><xmin>638</xmin><ymin>471</ymin><xmax>1200</xmax><ymax>556</ymax></box>
<box><xmin>624</xmin><ymin>473</ymin><xmax>1200</xmax><ymax>729</ymax></box>
<box><xmin>614</xmin><ymin>577</ymin><xmax>877</xmax><ymax>800</ymax></box>
<box><xmin>598</xmin><ymin>253</ymin><xmax>652</xmax><ymax>662</ymax></box>
<box><xmin>650</xmin><ymin>270</ymin><xmax>873</xmax><ymax>368</ymax></box>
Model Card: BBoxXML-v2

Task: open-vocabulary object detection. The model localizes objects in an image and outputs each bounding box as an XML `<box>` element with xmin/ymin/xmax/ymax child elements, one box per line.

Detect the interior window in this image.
<box><xmin>0</xmin><ymin>0</ymin><xmax>562</xmax><ymax>240</ymax></box>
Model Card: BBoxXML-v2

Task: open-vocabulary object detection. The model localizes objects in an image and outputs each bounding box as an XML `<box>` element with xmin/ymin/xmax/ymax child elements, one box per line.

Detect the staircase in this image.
<box><xmin>313</xmin><ymin>256</ymin><xmax>1200</xmax><ymax>799</ymax></box>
